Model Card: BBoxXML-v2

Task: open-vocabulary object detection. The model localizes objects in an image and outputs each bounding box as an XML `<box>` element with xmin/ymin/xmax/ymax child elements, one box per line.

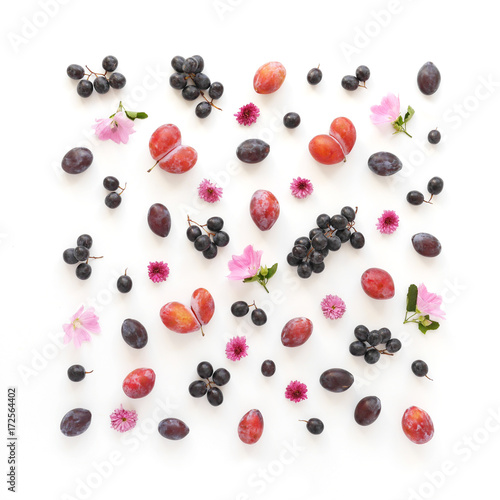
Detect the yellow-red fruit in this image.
<box><xmin>253</xmin><ymin>62</ymin><xmax>286</xmax><ymax>94</ymax></box>
<box><xmin>160</xmin><ymin>302</ymin><xmax>201</xmax><ymax>333</ymax></box>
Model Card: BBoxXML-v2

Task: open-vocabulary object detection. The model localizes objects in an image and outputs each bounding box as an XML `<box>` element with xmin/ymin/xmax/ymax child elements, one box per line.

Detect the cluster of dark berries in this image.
<box><xmin>407</xmin><ymin>176</ymin><xmax>444</xmax><ymax>205</ymax></box>
<box><xmin>287</xmin><ymin>206</ymin><xmax>364</xmax><ymax>279</ymax></box>
<box><xmin>428</xmin><ymin>129</ymin><xmax>441</xmax><ymax>144</ymax></box>
<box><xmin>307</xmin><ymin>66</ymin><xmax>323</xmax><ymax>85</ymax></box>
<box><xmin>231</xmin><ymin>301</ymin><xmax>267</xmax><ymax>326</ymax></box>
<box><xmin>103</xmin><ymin>176</ymin><xmax>127</xmax><ymax>209</ymax></box>
<box><xmin>117</xmin><ymin>269</ymin><xmax>133</xmax><ymax>294</ymax></box>
<box><xmin>411</xmin><ymin>360</ymin><xmax>432</xmax><ymax>380</ymax></box>
<box><xmin>62</xmin><ymin>234</ymin><xmax>103</xmax><ymax>280</ymax></box>
<box><xmin>349</xmin><ymin>325</ymin><xmax>402</xmax><ymax>364</ymax></box>
<box><xmin>169</xmin><ymin>55</ymin><xmax>223</xmax><ymax>119</ymax></box>
<box><xmin>67</xmin><ymin>364</ymin><xmax>93</xmax><ymax>382</ymax></box>
<box><xmin>67</xmin><ymin>56</ymin><xmax>126</xmax><ymax>98</ymax></box>
<box><xmin>341</xmin><ymin>65</ymin><xmax>370</xmax><ymax>91</ymax></box>
<box><xmin>186</xmin><ymin>216</ymin><xmax>229</xmax><ymax>259</ymax></box>
<box><xmin>188</xmin><ymin>362</ymin><xmax>230</xmax><ymax>406</ymax></box>
<box><xmin>283</xmin><ymin>112</ymin><xmax>301</xmax><ymax>129</ymax></box>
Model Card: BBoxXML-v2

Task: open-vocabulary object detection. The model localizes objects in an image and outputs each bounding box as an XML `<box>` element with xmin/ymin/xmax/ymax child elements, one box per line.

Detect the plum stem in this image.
<box><xmin>147</xmin><ymin>160</ymin><xmax>159</xmax><ymax>173</ymax></box>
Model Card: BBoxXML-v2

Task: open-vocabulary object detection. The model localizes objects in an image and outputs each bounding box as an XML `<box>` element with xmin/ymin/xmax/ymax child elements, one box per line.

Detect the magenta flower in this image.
<box><xmin>234</xmin><ymin>103</ymin><xmax>260</xmax><ymax>126</ymax></box>
<box><xmin>285</xmin><ymin>380</ymin><xmax>308</xmax><ymax>403</ymax></box>
<box><xmin>148</xmin><ymin>261</ymin><xmax>170</xmax><ymax>283</ymax></box>
<box><xmin>62</xmin><ymin>306</ymin><xmax>101</xmax><ymax>348</ymax></box>
<box><xmin>370</xmin><ymin>93</ymin><xmax>400</xmax><ymax>124</ymax></box>
<box><xmin>198</xmin><ymin>179</ymin><xmax>223</xmax><ymax>203</ymax></box>
<box><xmin>376</xmin><ymin>210</ymin><xmax>399</xmax><ymax>234</ymax></box>
<box><xmin>227</xmin><ymin>245</ymin><xmax>263</xmax><ymax>280</ymax></box>
<box><xmin>93</xmin><ymin>111</ymin><xmax>136</xmax><ymax>144</ymax></box>
<box><xmin>225</xmin><ymin>336</ymin><xmax>249</xmax><ymax>361</ymax></box>
<box><xmin>320</xmin><ymin>294</ymin><xmax>346</xmax><ymax>320</ymax></box>
<box><xmin>290</xmin><ymin>177</ymin><xmax>314</xmax><ymax>199</ymax></box>
<box><xmin>417</xmin><ymin>284</ymin><xmax>446</xmax><ymax>321</ymax></box>
<box><xmin>110</xmin><ymin>405</ymin><xmax>138</xmax><ymax>433</ymax></box>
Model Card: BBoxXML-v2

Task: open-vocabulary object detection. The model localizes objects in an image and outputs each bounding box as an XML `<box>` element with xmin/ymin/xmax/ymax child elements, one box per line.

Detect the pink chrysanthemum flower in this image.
<box><xmin>198</xmin><ymin>179</ymin><xmax>223</xmax><ymax>203</ymax></box>
<box><xmin>92</xmin><ymin>111</ymin><xmax>136</xmax><ymax>144</ymax></box>
<box><xmin>225</xmin><ymin>336</ymin><xmax>249</xmax><ymax>361</ymax></box>
<box><xmin>376</xmin><ymin>210</ymin><xmax>399</xmax><ymax>234</ymax></box>
<box><xmin>320</xmin><ymin>294</ymin><xmax>346</xmax><ymax>320</ymax></box>
<box><xmin>110</xmin><ymin>405</ymin><xmax>138</xmax><ymax>433</ymax></box>
<box><xmin>62</xmin><ymin>306</ymin><xmax>101</xmax><ymax>348</ymax></box>
<box><xmin>148</xmin><ymin>261</ymin><xmax>170</xmax><ymax>283</ymax></box>
<box><xmin>234</xmin><ymin>103</ymin><xmax>260</xmax><ymax>126</ymax></box>
<box><xmin>370</xmin><ymin>93</ymin><xmax>400</xmax><ymax>125</ymax></box>
<box><xmin>285</xmin><ymin>380</ymin><xmax>308</xmax><ymax>403</ymax></box>
<box><xmin>417</xmin><ymin>283</ymin><xmax>446</xmax><ymax>321</ymax></box>
<box><xmin>290</xmin><ymin>177</ymin><xmax>314</xmax><ymax>199</ymax></box>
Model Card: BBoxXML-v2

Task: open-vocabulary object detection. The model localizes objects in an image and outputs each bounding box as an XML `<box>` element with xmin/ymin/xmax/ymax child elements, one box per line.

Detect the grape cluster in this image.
<box><xmin>103</xmin><ymin>176</ymin><xmax>127</xmax><ymax>209</ymax></box>
<box><xmin>349</xmin><ymin>325</ymin><xmax>402</xmax><ymax>364</ymax></box>
<box><xmin>62</xmin><ymin>234</ymin><xmax>102</xmax><ymax>280</ymax></box>
<box><xmin>67</xmin><ymin>55</ymin><xmax>126</xmax><ymax>98</ymax></box>
<box><xmin>341</xmin><ymin>65</ymin><xmax>370</xmax><ymax>91</ymax></box>
<box><xmin>407</xmin><ymin>176</ymin><xmax>444</xmax><ymax>205</ymax></box>
<box><xmin>188</xmin><ymin>361</ymin><xmax>230</xmax><ymax>406</ymax></box>
<box><xmin>287</xmin><ymin>206</ymin><xmax>364</xmax><ymax>279</ymax></box>
<box><xmin>169</xmin><ymin>55</ymin><xmax>223</xmax><ymax>119</ymax></box>
<box><xmin>186</xmin><ymin>216</ymin><xmax>229</xmax><ymax>259</ymax></box>
<box><xmin>231</xmin><ymin>301</ymin><xmax>267</xmax><ymax>326</ymax></box>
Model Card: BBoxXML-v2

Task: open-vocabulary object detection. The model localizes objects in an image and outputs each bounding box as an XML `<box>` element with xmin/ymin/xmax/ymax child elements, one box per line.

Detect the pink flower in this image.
<box><xmin>110</xmin><ymin>405</ymin><xmax>138</xmax><ymax>433</ymax></box>
<box><xmin>417</xmin><ymin>284</ymin><xmax>446</xmax><ymax>320</ymax></box>
<box><xmin>198</xmin><ymin>179</ymin><xmax>223</xmax><ymax>203</ymax></box>
<box><xmin>227</xmin><ymin>245</ymin><xmax>263</xmax><ymax>280</ymax></box>
<box><xmin>225</xmin><ymin>336</ymin><xmax>249</xmax><ymax>361</ymax></box>
<box><xmin>376</xmin><ymin>210</ymin><xmax>399</xmax><ymax>234</ymax></box>
<box><xmin>320</xmin><ymin>294</ymin><xmax>346</xmax><ymax>320</ymax></box>
<box><xmin>370</xmin><ymin>93</ymin><xmax>400</xmax><ymax>125</ymax></box>
<box><xmin>92</xmin><ymin>111</ymin><xmax>135</xmax><ymax>144</ymax></box>
<box><xmin>285</xmin><ymin>381</ymin><xmax>308</xmax><ymax>403</ymax></box>
<box><xmin>62</xmin><ymin>306</ymin><xmax>101</xmax><ymax>348</ymax></box>
<box><xmin>148</xmin><ymin>261</ymin><xmax>169</xmax><ymax>283</ymax></box>
<box><xmin>234</xmin><ymin>103</ymin><xmax>260</xmax><ymax>126</ymax></box>
<box><xmin>290</xmin><ymin>177</ymin><xmax>314</xmax><ymax>199</ymax></box>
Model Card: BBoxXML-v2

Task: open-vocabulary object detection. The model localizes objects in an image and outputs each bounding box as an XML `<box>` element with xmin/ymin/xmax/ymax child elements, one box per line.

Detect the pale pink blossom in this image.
<box><xmin>370</xmin><ymin>93</ymin><xmax>400</xmax><ymax>125</ymax></box>
<box><xmin>93</xmin><ymin>111</ymin><xmax>135</xmax><ymax>144</ymax></box>
<box><xmin>62</xmin><ymin>306</ymin><xmax>101</xmax><ymax>348</ymax></box>
<box><xmin>417</xmin><ymin>284</ymin><xmax>446</xmax><ymax>320</ymax></box>
<box><xmin>227</xmin><ymin>245</ymin><xmax>263</xmax><ymax>280</ymax></box>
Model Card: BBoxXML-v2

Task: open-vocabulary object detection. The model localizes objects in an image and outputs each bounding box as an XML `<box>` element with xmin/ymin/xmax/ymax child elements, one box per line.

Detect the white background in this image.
<box><xmin>2</xmin><ymin>0</ymin><xmax>499</xmax><ymax>499</ymax></box>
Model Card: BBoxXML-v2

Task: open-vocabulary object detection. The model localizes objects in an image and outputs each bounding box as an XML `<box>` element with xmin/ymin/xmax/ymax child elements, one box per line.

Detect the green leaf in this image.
<box><xmin>406</xmin><ymin>284</ymin><xmax>418</xmax><ymax>312</ymax></box>
<box><xmin>418</xmin><ymin>322</ymin><xmax>428</xmax><ymax>334</ymax></box>
<box><xmin>417</xmin><ymin>316</ymin><xmax>440</xmax><ymax>334</ymax></box>
<box><xmin>266</xmin><ymin>263</ymin><xmax>278</xmax><ymax>280</ymax></box>
<box><xmin>243</xmin><ymin>275</ymin><xmax>259</xmax><ymax>283</ymax></box>
<box><xmin>404</xmin><ymin>106</ymin><xmax>415</xmax><ymax>123</ymax></box>
<box><xmin>125</xmin><ymin>111</ymin><xmax>138</xmax><ymax>120</ymax></box>
<box><xmin>135</xmin><ymin>112</ymin><xmax>148</xmax><ymax>119</ymax></box>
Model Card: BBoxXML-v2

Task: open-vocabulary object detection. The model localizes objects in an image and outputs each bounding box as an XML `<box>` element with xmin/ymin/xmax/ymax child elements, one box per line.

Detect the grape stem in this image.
<box><xmin>368</xmin><ymin>346</ymin><xmax>394</xmax><ymax>356</ymax></box>
<box><xmin>86</xmin><ymin>256</ymin><xmax>103</xmax><ymax>263</ymax></box>
<box><xmin>85</xmin><ymin>65</ymin><xmax>107</xmax><ymax>78</ymax></box>
<box><xmin>187</xmin><ymin>216</ymin><xmax>215</xmax><ymax>237</ymax></box>
<box><xmin>199</xmin><ymin>90</ymin><xmax>222</xmax><ymax>111</ymax></box>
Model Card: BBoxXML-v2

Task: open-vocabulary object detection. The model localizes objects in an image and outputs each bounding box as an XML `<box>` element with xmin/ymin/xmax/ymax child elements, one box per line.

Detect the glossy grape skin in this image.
<box><xmin>327</xmin><ymin>235</ymin><xmax>341</xmax><ymax>251</ymax></box>
<box><xmin>67</xmin><ymin>365</ymin><xmax>86</xmax><ymax>382</ymax></box>
<box><xmin>189</xmin><ymin>380</ymin><xmax>208</xmax><ymax>398</ymax></box>
<box><xmin>336</xmin><ymin>229</ymin><xmax>351</xmax><ymax>243</ymax></box>
<box><xmin>105</xmin><ymin>192</ymin><xmax>121</xmax><ymax>209</ymax></box>
<box><xmin>315</xmin><ymin>214</ymin><xmax>330</xmax><ymax>229</ymax></box>
<box><xmin>292</xmin><ymin>244</ymin><xmax>308</xmax><ymax>259</ymax></box>
<box><xmin>193</xmin><ymin>73</ymin><xmax>211</xmax><ymax>90</ymax></box>
<box><xmin>428</xmin><ymin>129</ymin><xmax>441</xmax><ymax>144</ymax></box>
<box><xmin>379</xmin><ymin>327</ymin><xmax>392</xmax><ymax>344</ymax></box>
<box><xmin>77</xmin><ymin>80</ymin><xmax>93</xmax><ymax>97</ymax></box>
<box><xmin>320</xmin><ymin>368</ymin><xmax>354</xmax><ymax>393</ymax></box>
<box><xmin>213</xmin><ymin>231</ymin><xmax>229</xmax><ymax>247</ymax></box>
<box><xmin>73</xmin><ymin>246</ymin><xmax>89</xmax><ymax>262</ymax></box>
<box><xmin>330</xmin><ymin>214</ymin><xmax>348</xmax><ymax>230</ymax></box>
<box><xmin>236</xmin><ymin>139</ymin><xmax>270</xmax><ymax>164</ymax></box>
<box><xmin>60</xmin><ymin>408</ymin><xmax>92</xmax><ymax>437</ymax></box>
<box><xmin>170</xmin><ymin>72</ymin><xmax>188</xmax><ymax>90</ymax></box>
<box><xmin>103</xmin><ymin>176</ymin><xmax>120</xmax><ymax>191</ymax></box>
<box><xmin>158</xmin><ymin>418</ymin><xmax>189</xmax><ymax>440</ymax></box>
<box><xmin>117</xmin><ymin>274</ymin><xmax>133</xmax><ymax>293</ymax></box>
<box><xmin>61</xmin><ymin>147</ymin><xmax>93</xmax><ymax>174</ymax></box>
<box><xmin>67</xmin><ymin>64</ymin><xmax>85</xmax><ymax>80</ymax></box>
<box><xmin>251</xmin><ymin>309</ymin><xmax>267</xmax><ymax>326</ymax></box>
<box><xmin>306</xmin><ymin>418</ymin><xmax>324</xmax><ymax>435</ymax></box>
<box><xmin>186</xmin><ymin>226</ymin><xmax>202</xmax><ymax>242</ymax></box>
<box><xmin>349</xmin><ymin>341</ymin><xmax>367</xmax><ymax>356</ymax></box>
<box><xmin>341</xmin><ymin>75</ymin><xmax>359</xmax><ymax>91</ymax></box>
<box><xmin>94</xmin><ymin>76</ymin><xmax>110</xmax><ymax>94</ymax></box>
<box><xmin>195</xmin><ymin>102</ymin><xmax>212</xmax><ymax>118</ymax></box>
<box><xmin>407</xmin><ymin>191</ymin><xmax>425</xmax><ymax>205</ymax></box>
<box><xmin>207</xmin><ymin>387</ymin><xmax>223</xmax><ymax>406</ymax></box>
<box><xmin>411</xmin><ymin>233</ymin><xmax>442</xmax><ymax>257</ymax></box>
<box><xmin>171</xmin><ymin>56</ymin><xmax>185</xmax><ymax>72</ymax></box>
<box><xmin>202</xmin><ymin>243</ymin><xmax>218</xmax><ymax>259</ymax></box>
<box><xmin>297</xmin><ymin>262</ymin><xmax>313</xmax><ymax>279</ymax></box>
<box><xmin>402</xmin><ymin>406</ymin><xmax>434</xmax><ymax>444</ymax></box>
<box><xmin>354</xmin><ymin>325</ymin><xmax>369</xmax><ymax>342</ymax></box>
<box><xmin>364</xmin><ymin>349</ymin><xmax>380</xmax><ymax>364</ymax></box>
<box><xmin>75</xmin><ymin>234</ymin><xmax>92</xmax><ymax>250</ymax></box>
<box><xmin>368</xmin><ymin>152</ymin><xmax>402</xmax><ymax>176</ymax></box>
<box><xmin>231</xmin><ymin>301</ymin><xmax>249</xmax><ymax>317</ymax></box>
<box><xmin>309</xmin><ymin>228</ymin><xmax>323</xmax><ymax>240</ymax></box>
<box><xmin>261</xmin><ymin>360</ymin><xmax>276</xmax><ymax>377</ymax></box>
<box><xmin>417</xmin><ymin>62</ymin><xmax>441</xmax><ymax>95</ymax></box>
<box><xmin>354</xmin><ymin>396</ymin><xmax>381</xmax><ymax>426</ymax></box>
<box><xmin>311</xmin><ymin>233</ymin><xmax>327</xmax><ymax>251</ymax></box>
<box><xmin>75</xmin><ymin>263</ymin><xmax>91</xmax><ymax>280</ymax></box>
<box><xmin>411</xmin><ymin>360</ymin><xmax>429</xmax><ymax>377</ymax></box>
<box><xmin>294</xmin><ymin>237</ymin><xmax>311</xmax><ymax>249</ymax></box>
<box><xmin>63</xmin><ymin>248</ymin><xmax>78</xmax><ymax>264</ymax></box>
<box><xmin>182</xmin><ymin>85</ymin><xmax>200</xmax><ymax>101</ymax></box>
<box><xmin>194</xmin><ymin>235</ymin><xmax>211</xmax><ymax>252</ymax></box>
<box><xmin>206</xmin><ymin>217</ymin><xmax>223</xmax><ymax>231</ymax></box>
<box><xmin>350</xmin><ymin>232</ymin><xmax>365</xmax><ymax>249</ymax></box>
<box><xmin>310</xmin><ymin>251</ymin><xmax>324</xmax><ymax>264</ymax></box>
<box><xmin>283</xmin><ymin>112</ymin><xmax>301</xmax><ymax>129</ymax></box>
<box><xmin>311</xmin><ymin>262</ymin><xmax>325</xmax><ymax>273</ymax></box>
<box><xmin>192</xmin><ymin>55</ymin><xmax>204</xmax><ymax>73</ymax></box>
<box><xmin>102</xmin><ymin>55</ymin><xmax>118</xmax><ymax>72</ymax></box>
<box><xmin>367</xmin><ymin>330</ymin><xmax>382</xmax><ymax>346</ymax></box>
<box><xmin>108</xmin><ymin>73</ymin><xmax>126</xmax><ymax>89</ymax></box>
<box><xmin>182</xmin><ymin>57</ymin><xmax>198</xmax><ymax>73</ymax></box>
<box><xmin>197</xmin><ymin>361</ymin><xmax>214</xmax><ymax>379</ymax></box>
<box><xmin>287</xmin><ymin>253</ymin><xmax>300</xmax><ymax>266</ymax></box>
<box><xmin>386</xmin><ymin>338</ymin><xmax>402</xmax><ymax>353</ymax></box>
<box><xmin>147</xmin><ymin>203</ymin><xmax>171</xmax><ymax>237</ymax></box>
<box><xmin>355</xmin><ymin>65</ymin><xmax>370</xmax><ymax>82</ymax></box>
<box><xmin>307</xmin><ymin>67</ymin><xmax>322</xmax><ymax>85</ymax></box>
<box><xmin>212</xmin><ymin>368</ymin><xmax>230</xmax><ymax>386</ymax></box>
<box><xmin>208</xmin><ymin>82</ymin><xmax>224</xmax><ymax>99</ymax></box>
<box><xmin>121</xmin><ymin>319</ymin><xmax>148</xmax><ymax>349</ymax></box>
<box><xmin>427</xmin><ymin>177</ymin><xmax>444</xmax><ymax>195</ymax></box>
<box><xmin>341</xmin><ymin>206</ymin><xmax>356</xmax><ymax>222</ymax></box>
